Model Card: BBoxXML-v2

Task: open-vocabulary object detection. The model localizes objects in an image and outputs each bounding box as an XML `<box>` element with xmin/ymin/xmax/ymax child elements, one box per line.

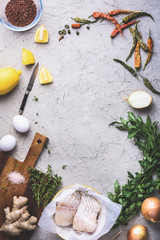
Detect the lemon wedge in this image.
<box><xmin>39</xmin><ymin>66</ymin><xmax>53</xmax><ymax>84</ymax></box>
<box><xmin>22</xmin><ymin>48</ymin><xmax>35</xmax><ymax>65</ymax></box>
<box><xmin>35</xmin><ymin>24</ymin><xmax>49</xmax><ymax>43</ymax></box>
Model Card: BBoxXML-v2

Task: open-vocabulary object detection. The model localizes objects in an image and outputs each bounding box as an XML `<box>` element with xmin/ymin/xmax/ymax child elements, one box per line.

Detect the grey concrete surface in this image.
<box><xmin>0</xmin><ymin>0</ymin><xmax>160</xmax><ymax>239</ymax></box>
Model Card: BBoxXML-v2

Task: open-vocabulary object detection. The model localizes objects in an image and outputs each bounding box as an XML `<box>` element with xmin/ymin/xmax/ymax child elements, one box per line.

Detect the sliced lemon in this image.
<box><xmin>22</xmin><ymin>48</ymin><xmax>35</xmax><ymax>65</ymax></box>
<box><xmin>39</xmin><ymin>66</ymin><xmax>53</xmax><ymax>84</ymax></box>
<box><xmin>35</xmin><ymin>24</ymin><xmax>49</xmax><ymax>43</ymax></box>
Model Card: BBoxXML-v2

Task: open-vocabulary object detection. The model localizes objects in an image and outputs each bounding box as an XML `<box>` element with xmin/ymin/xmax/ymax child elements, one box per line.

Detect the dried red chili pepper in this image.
<box><xmin>93</xmin><ymin>12</ymin><xmax>124</xmax><ymax>36</ymax></box>
<box><xmin>108</xmin><ymin>9</ymin><xmax>133</xmax><ymax>16</ymax></box>
<box><xmin>110</xmin><ymin>20</ymin><xmax>138</xmax><ymax>38</ymax></box>
<box><xmin>71</xmin><ymin>23</ymin><xmax>81</xmax><ymax>28</ymax></box>
<box><xmin>143</xmin><ymin>30</ymin><xmax>153</xmax><ymax>70</ymax></box>
<box><xmin>134</xmin><ymin>32</ymin><xmax>141</xmax><ymax>70</ymax></box>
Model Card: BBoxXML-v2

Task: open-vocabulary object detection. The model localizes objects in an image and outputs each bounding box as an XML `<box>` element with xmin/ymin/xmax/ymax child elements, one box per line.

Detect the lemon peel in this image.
<box><xmin>0</xmin><ymin>68</ymin><xmax>22</xmax><ymax>95</ymax></box>
<box><xmin>22</xmin><ymin>48</ymin><xmax>35</xmax><ymax>65</ymax></box>
<box><xmin>35</xmin><ymin>24</ymin><xmax>49</xmax><ymax>43</ymax></box>
<box><xmin>39</xmin><ymin>66</ymin><xmax>53</xmax><ymax>84</ymax></box>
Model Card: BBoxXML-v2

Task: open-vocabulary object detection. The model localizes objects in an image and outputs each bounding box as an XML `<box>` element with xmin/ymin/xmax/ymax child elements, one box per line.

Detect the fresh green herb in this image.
<box><xmin>68</xmin><ymin>29</ymin><xmax>71</xmax><ymax>34</ymax></box>
<box><xmin>45</xmin><ymin>144</ymin><xmax>51</xmax><ymax>154</ymax></box>
<box><xmin>33</xmin><ymin>153</ymin><xmax>37</xmax><ymax>156</ymax></box>
<box><xmin>33</xmin><ymin>96</ymin><xmax>38</xmax><ymax>102</ymax></box>
<box><xmin>62</xmin><ymin>165</ymin><xmax>67</xmax><ymax>169</ymax></box>
<box><xmin>62</xmin><ymin>29</ymin><xmax>66</xmax><ymax>35</ymax></box>
<box><xmin>28</xmin><ymin>165</ymin><xmax>62</xmax><ymax>208</ymax></box>
<box><xmin>76</xmin><ymin>31</ymin><xmax>80</xmax><ymax>35</ymax></box>
<box><xmin>1</xmin><ymin>186</ymin><xmax>5</xmax><ymax>189</ymax></box>
<box><xmin>65</xmin><ymin>25</ymin><xmax>70</xmax><ymax>29</ymax></box>
<box><xmin>109</xmin><ymin>112</ymin><xmax>160</xmax><ymax>228</ymax></box>
<box><xmin>15</xmin><ymin>164</ymin><xmax>18</xmax><ymax>168</ymax></box>
<box><xmin>86</xmin><ymin>26</ymin><xmax>90</xmax><ymax>30</ymax></box>
<box><xmin>114</xmin><ymin>180</ymin><xmax>121</xmax><ymax>194</ymax></box>
<box><xmin>35</xmin><ymin>122</ymin><xmax>38</xmax><ymax>124</ymax></box>
<box><xmin>113</xmin><ymin>59</ymin><xmax>139</xmax><ymax>80</ymax></box>
<box><xmin>58</xmin><ymin>30</ymin><xmax>63</xmax><ymax>35</ymax></box>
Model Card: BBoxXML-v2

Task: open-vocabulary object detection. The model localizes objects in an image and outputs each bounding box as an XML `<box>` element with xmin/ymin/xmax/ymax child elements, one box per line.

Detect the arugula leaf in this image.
<box><xmin>127</xmin><ymin>171</ymin><xmax>134</xmax><ymax>179</ymax></box>
<box><xmin>109</xmin><ymin>112</ymin><xmax>160</xmax><ymax>228</ymax></box>
<box><xmin>114</xmin><ymin>180</ymin><xmax>121</xmax><ymax>194</ymax></box>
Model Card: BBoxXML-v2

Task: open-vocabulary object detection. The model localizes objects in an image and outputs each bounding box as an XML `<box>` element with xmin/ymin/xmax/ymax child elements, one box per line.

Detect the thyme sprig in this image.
<box><xmin>28</xmin><ymin>165</ymin><xmax>62</xmax><ymax>208</ymax></box>
<box><xmin>109</xmin><ymin>112</ymin><xmax>160</xmax><ymax>228</ymax></box>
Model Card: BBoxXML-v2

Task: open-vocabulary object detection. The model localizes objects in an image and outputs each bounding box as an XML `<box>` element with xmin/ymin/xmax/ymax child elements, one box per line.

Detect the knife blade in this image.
<box><xmin>19</xmin><ymin>63</ymin><xmax>39</xmax><ymax>115</ymax></box>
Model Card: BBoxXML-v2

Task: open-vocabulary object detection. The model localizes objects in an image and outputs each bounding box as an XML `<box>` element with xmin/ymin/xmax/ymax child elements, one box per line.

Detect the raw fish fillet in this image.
<box><xmin>73</xmin><ymin>193</ymin><xmax>101</xmax><ymax>233</ymax></box>
<box><xmin>54</xmin><ymin>191</ymin><xmax>81</xmax><ymax>227</ymax></box>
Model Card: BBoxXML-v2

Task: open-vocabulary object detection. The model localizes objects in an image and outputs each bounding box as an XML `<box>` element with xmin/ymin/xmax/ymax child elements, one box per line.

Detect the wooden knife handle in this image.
<box><xmin>23</xmin><ymin>132</ymin><xmax>48</xmax><ymax>169</ymax></box>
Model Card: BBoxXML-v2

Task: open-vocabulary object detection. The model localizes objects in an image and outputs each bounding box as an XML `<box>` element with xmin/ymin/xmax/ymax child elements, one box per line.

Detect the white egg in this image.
<box><xmin>0</xmin><ymin>135</ymin><xmax>16</xmax><ymax>152</ymax></box>
<box><xmin>13</xmin><ymin>115</ymin><xmax>30</xmax><ymax>133</ymax></box>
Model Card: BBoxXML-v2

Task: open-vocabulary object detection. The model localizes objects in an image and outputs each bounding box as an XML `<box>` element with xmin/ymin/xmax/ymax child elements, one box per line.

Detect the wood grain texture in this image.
<box><xmin>0</xmin><ymin>132</ymin><xmax>48</xmax><ymax>240</ymax></box>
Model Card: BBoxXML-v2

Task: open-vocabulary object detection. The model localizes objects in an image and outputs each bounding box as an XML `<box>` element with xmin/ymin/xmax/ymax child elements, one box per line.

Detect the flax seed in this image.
<box><xmin>5</xmin><ymin>0</ymin><xmax>37</xmax><ymax>27</ymax></box>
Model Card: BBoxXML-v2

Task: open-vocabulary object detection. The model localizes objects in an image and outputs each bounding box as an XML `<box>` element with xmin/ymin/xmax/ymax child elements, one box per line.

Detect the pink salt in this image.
<box><xmin>8</xmin><ymin>171</ymin><xmax>25</xmax><ymax>184</ymax></box>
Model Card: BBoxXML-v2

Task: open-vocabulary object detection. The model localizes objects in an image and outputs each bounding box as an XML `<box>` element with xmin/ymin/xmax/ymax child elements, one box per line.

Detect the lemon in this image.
<box><xmin>0</xmin><ymin>68</ymin><xmax>22</xmax><ymax>95</ymax></box>
<box><xmin>39</xmin><ymin>66</ymin><xmax>53</xmax><ymax>84</ymax></box>
<box><xmin>35</xmin><ymin>24</ymin><xmax>49</xmax><ymax>43</ymax></box>
<box><xmin>22</xmin><ymin>48</ymin><xmax>35</xmax><ymax>65</ymax></box>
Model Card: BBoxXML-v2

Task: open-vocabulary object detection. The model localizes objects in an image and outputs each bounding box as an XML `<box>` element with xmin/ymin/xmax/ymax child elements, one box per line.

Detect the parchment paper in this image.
<box><xmin>38</xmin><ymin>184</ymin><xmax>122</xmax><ymax>240</ymax></box>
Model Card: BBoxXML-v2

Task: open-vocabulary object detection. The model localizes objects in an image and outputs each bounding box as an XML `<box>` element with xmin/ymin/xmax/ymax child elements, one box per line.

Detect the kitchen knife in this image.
<box><xmin>19</xmin><ymin>63</ymin><xmax>39</xmax><ymax>115</ymax></box>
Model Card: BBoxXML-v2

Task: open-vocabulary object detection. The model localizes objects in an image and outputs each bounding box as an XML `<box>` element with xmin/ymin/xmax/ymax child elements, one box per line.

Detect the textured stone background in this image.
<box><xmin>0</xmin><ymin>0</ymin><xmax>160</xmax><ymax>239</ymax></box>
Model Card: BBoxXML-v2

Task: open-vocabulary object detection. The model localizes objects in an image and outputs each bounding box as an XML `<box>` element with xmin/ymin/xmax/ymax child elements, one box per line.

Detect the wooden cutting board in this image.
<box><xmin>0</xmin><ymin>132</ymin><xmax>48</xmax><ymax>240</ymax></box>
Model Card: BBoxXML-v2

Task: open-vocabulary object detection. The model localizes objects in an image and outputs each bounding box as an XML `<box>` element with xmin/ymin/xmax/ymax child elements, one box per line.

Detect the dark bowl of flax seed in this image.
<box><xmin>0</xmin><ymin>0</ymin><xmax>43</xmax><ymax>31</ymax></box>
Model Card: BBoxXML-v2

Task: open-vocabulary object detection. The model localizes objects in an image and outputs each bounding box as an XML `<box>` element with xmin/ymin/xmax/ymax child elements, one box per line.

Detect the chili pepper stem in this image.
<box><xmin>123</xmin><ymin>96</ymin><xmax>128</xmax><ymax>101</ymax></box>
<box><xmin>139</xmin><ymin>74</ymin><xmax>144</xmax><ymax>79</ymax></box>
<box><xmin>120</xmin><ymin>32</ymin><xmax>125</xmax><ymax>37</ymax></box>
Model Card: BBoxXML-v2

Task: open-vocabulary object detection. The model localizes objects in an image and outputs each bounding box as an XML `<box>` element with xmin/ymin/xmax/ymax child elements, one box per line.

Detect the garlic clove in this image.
<box><xmin>124</xmin><ymin>91</ymin><xmax>152</xmax><ymax>109</ymax></box>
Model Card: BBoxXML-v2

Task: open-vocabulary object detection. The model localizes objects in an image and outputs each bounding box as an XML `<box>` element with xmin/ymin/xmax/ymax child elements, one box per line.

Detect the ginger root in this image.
<box><xmin>0</xmin><ymin>196</ymin><xmax>37</xmax><ymax>237</ymax></box>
